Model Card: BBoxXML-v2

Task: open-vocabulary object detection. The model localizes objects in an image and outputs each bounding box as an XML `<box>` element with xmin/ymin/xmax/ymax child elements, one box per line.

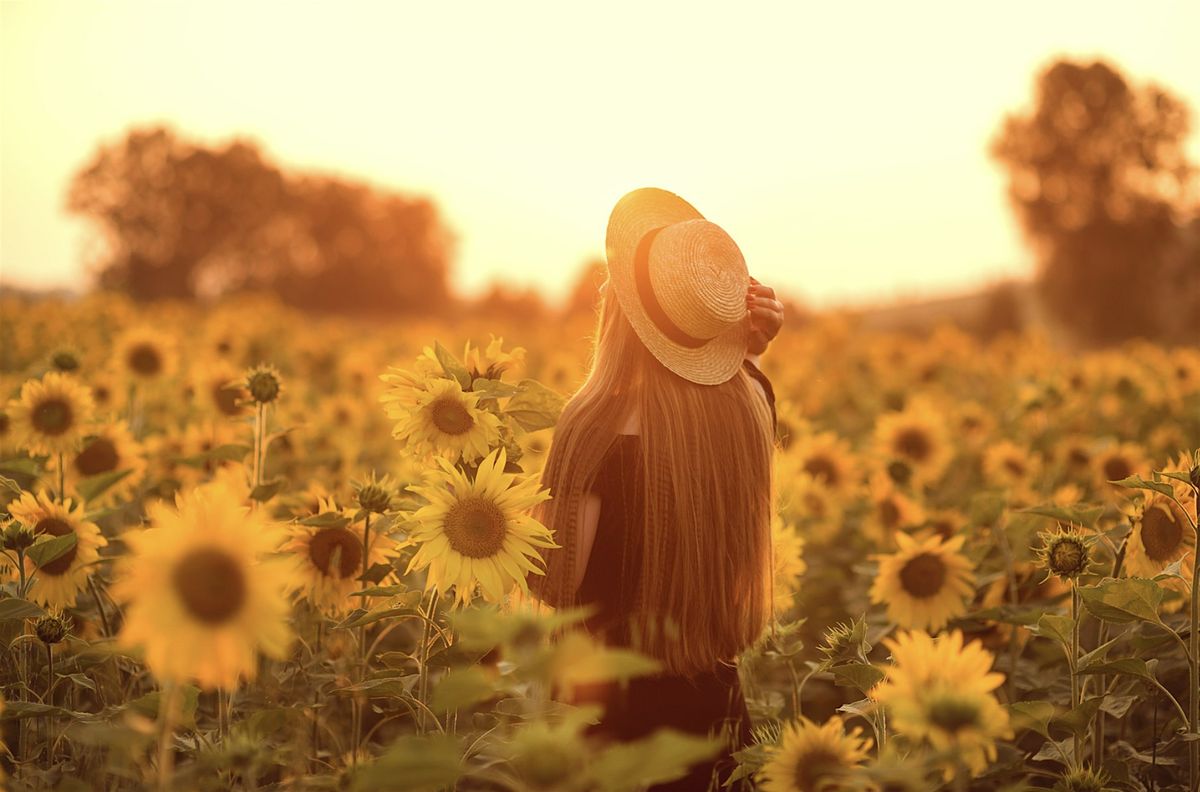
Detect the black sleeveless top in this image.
<box><xmin>573</xmin><ymin>358</ymin><xmax>776</xmax><ymax>792</ymax></box>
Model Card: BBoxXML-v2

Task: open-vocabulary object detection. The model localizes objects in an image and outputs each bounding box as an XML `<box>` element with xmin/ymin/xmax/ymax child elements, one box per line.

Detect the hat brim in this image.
<box><xmin>605</xmin><ymin>188</ymin><xmax>749</xmax><ymax>386</ymax></box>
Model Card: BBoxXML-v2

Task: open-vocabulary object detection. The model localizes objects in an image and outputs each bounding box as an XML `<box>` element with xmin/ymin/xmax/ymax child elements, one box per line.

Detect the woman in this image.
<box><xmin>528</xmin><ymin>187</ymin><xmax>785</xmax><ymax>790</ymax></box>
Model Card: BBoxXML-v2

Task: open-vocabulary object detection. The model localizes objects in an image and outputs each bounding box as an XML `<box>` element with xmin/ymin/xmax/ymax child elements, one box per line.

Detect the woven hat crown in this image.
<box><xmin>647</xmin><ymin>219</ymin><xmax>748</xmax><ymax>341</ymax></box>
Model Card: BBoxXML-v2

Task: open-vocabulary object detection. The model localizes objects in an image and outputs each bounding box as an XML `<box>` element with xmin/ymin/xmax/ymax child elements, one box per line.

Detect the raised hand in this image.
<box><xmin>745</xmin><ymin>276</ymin><xmax>784</xmax><ymax>355</ymax></box>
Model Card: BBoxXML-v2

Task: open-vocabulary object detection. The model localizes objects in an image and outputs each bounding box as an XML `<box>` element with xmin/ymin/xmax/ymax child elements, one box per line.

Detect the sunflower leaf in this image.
<box><xmin>433</xmin><ymin>341</ymin><xmax>472</xmax><ymax>390</ymax></box>
<box><xmin>1031</xmin><ymin>613</ymin><xmax>1074</xmax><ymax>650</ymax></box>
<box><xmin>1008</xmin><ymin>700</ymin><xmax>1056</xmax><ymax>739</ymax></box>
<box><xmin>249</xmin><ymin>476</ymin><xmax>286</xmax><ymax>503</ymax></box>
<box><xmin>1017</xmin><ymin>503</ymin><xmax>1106</xmax><ymax>529</ymax></box>
<box><xmin>587</xmin><ymin>729</ymin><xmax>724</xmax><ymax>792</ymax></box>
<box><xmin>125</xmin><ymin>685</ymin><xmax>200</xmax><ymax>729</ymax></box>
<box><xmin>77</xmin><ymin>468</ymin><xmax>133</xmax><ymax>503</ymax></box>
<box><xmin>1053</xmin><ymin>695</ymin><xmax>1105</xmax><ymax>739</ymax></box>
<box><xmin>0</xmin><ymin>598</ymin><xmax>47</xmax><ymax>621</ymax></box>
<box><xmin>1161</xmin><ymin>470</ymin><xmax>1195</xmax><ymax>486</ymax></box>
<box><xmin>429</xmin><ymin>666</ymin><xmax>496</xmax><ymax>713</ymax></box>
<box><xmin>830</xmin><ymin>662</ymin><xmax>884</xmax><ymax>693</ymax></box>
<box><xmin>1077</xmin><ymin>577</ymin><xmax>1165</xmax><ymax>626</ymax></box>
<box><xmin>505</xmin><ymin>379</ymin><xmax>566</xmax><ymax>433</ymax></box>
<box><xmin>1109</xmin><ymin>475</ymin><xmax>1175</xmax><ymax>498</ymax></box>
<box><xmin>471</xmin><ymin>377</ymin><xmax>519</xmax><ymax>399</ymax></box>
<box><xmin>0</xmin><ymin>474</ymin><xmax>23</xmax><ymax>496</ymax></box>
<box><xmin>1076</xmin><ymin>657</ymin><xmax>1158</xmax><ymax>685</ymax></box>
<box><xmin>26</xmin><ymin>532</ymin><xmax>78</xmax><ymax>569</ymax></box>
<box><xmin>299</xmin><ymin>512</ymin><xmax>351</xmax><ymax>529</ymax></box>
<box><xmin>177</xmin><ymin>443</ymin><xmax>252</xmax><ymax>468</ymax></box>
<box><xmin>350</xmin><ymin>733</ymin><xmax>462</xmax><ymax>792</ymax></box>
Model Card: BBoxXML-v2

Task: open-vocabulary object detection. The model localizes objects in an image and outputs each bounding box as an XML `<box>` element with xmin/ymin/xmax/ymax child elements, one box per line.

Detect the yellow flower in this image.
<box><xmin>405</xmin><ymin>446</ymin><xmax>555</xmax><ymax>606</ymax></box>
<box><xmin>862</xmin><ymin>472</ymin><xmax>926</xmax><ymax>547</ymax></box>
<box><xmin>872</xmin><ymin>399</ymin><xmax>953</xmax><ymax>487</ymax></box>
<box><xmin>53</xmin><ymin>421</ymin><xmax>147</xmax><ymax>505</ymax></box>
<box><xmin>1124</xmin><ymin>492</ymin><xmax>1195</xmax><ymax>584</ymax></box>
<box><xmin>461</xmin><ymin>334</ymin><xmax>526</xmax><ymax>381</ymax></box>
<box><xmin>1093</xmin><ymin>442</ymin><xmax>1148</xmax><ymax>497</ymax></box>
<box><xmin>111</xmin><ymin>478</ymin><xmax>295</xmax><ymax>690</ymax></box>
<box><xmin>8</xmin><ymin>372</ymin><xmax>95</xmax><ymax>457</ymax></box>
<box><xmin>385</xmin><ymin>376</ymin><xmax>502</xmax><ymax>463</ymax></box>
<box><xmin>282</xmin><ymin>497</ymin><xmax>399</xmax><ymax>615</ymax></box>
<box><xmin>773</xmin><ymin>514</ymin><xmax>807</xmax><ymax>615</ymax></box>
<box><xmin>870</xmin><ymin>532</ymin><xmax>975</xmax><ymax>632</ymax></box>
<box><xmin>8</xmin><ymin>490</ymin><xmax>107</xmax><ymax>608</ymax></box>
<box><xmin>759</xmin><ymin>716</ymin><xmax>872</xmax><ymax>792</ymax></box>
<box><xmin>789</xmin><ymin>431</ymin><xmax>859</xmax><ymax>496</ymax></box>
<box><xmin>187</xmin><ymin>358</ymin><xmax>249</xmax><ymax>419</ymax></box>
<box><xmin>113</xmin><ymin>325</ymin><xmax>177</xmax><ymax>384</ymax></box>
<box><xmin>872</xmin><ymin>630</ymin><xmax>1013</xmax><ymax>780</ymax></box>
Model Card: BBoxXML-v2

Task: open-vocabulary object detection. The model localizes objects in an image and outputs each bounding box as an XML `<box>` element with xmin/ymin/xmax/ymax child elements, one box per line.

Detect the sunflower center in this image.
<box><xmin>1103</xmin><ymin>457</ymin><xmax>1132</xmax><ymax>482</ymax></box>
<box><xmin>308</xmin><ymin>527</ymin><xmax>363</xmax><ymax>578</ymax></box>
<box><xmin>879</xmin><ymin>498</ymin><xmax>901</xmax><ymax>530</ymax></box>
<box><xmin>32</xmin><ymin>398</ymin><xmax>73</xmax><ymax>436</ymax></box>
<box><xmin>927</xmin><ymin>695</ymin><xmax>982</xmax><ymax>734</ymax></box>
<box><xmin>0</xmin><ymin>412</ymin><xmax>9</xmax><ymax>435</ymax></box>
<box><xmin>791</xmin><ymin>747</ymin><xmax>843</xmax><ymax>792</ymax></box>
<box><xmin>1003</xmin><ymin>457</ymin><xmax>1026</xmax><ymax>477</ymax></box>
<box><xmin>213</xmin><ymin>383</ymin><xmax>243</xmax><ymax>416</ymax></box>
<box><xmin>75</xmin><ymin>437</ymin><xmax>120</xmax><ymax>477</ymax></box>
<box><xmin>444</xmin><ymin>497</ymin><xmax>507</xmax><ymax>558</ymax></box>
<box><xmin>1141</xmin><ymin>503</ymin><xmax>1184</xmax><ymax>562</ymax></box>
<box><xmin>33</xmin><ymin>517</ymin><xmax>79</xmax><ymax>575</ymax></box>
<box><xmin>430</xmin><ymin>397</ymin><xmax>475</xmax><ymax>436</ymax></box>
<box><xmin>898</xmin><ymin>552</ymin><xmax>946</xmax><ymax>599</ymax></box>
<box><xmin>128</xmin><ymin>343</ymin><xmax>163</xmax><ymax>376</ymax></box>
<box><xmin>802</xmin><ymin>492</ymin><xmax>827</xmax><ymax>519</ymax></box>
<box><xmin>803</xmin><ymin>456</ymin><xmax>840</xmax><ymax>487</ymax></box>
<box><xmin>1050</xmin><ymin>538</ymin><xmax>1087</xmax><ymax>575</ymax></box>
<box><xmin>172</xmin><ymin>547</ymin><xmax>247</xmax><ymax>624</ymax></box>
<box><xmin>1068</xmin><ymin>448</ymin><xmax>1090</xmax><ymax>467</ymax></box>
<box><xmin>894</xmin><ymin>428</ymin><xmax>931</xmax><ymax>462</ymax></box>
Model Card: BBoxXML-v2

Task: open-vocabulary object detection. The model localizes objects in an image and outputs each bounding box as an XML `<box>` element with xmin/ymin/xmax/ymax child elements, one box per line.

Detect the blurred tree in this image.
<box><xmin>470</xmin><ymin>282</ymin><xmax>548</xmax><ymax>322</ymax></box>
<box><xmin>66</xmin><ymin>125</ymin><xmax>453</xmax><ymax>315</ymax></box>
<box><xmin>991</xmin><ymin>58</ymin><xmax>1198</xmax><ymax>344</ymax></box>
<box><xmin>562</xmin><ymin>256</ymin><xmax>606</xmax><ymax>317</ymax></box>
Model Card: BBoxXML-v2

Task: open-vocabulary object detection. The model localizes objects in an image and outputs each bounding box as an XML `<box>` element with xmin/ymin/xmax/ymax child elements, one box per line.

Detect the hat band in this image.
<box><xmin>633</xmin><ymin>226</ymin><xmax>708</xmax><ymax>349</ymax></box>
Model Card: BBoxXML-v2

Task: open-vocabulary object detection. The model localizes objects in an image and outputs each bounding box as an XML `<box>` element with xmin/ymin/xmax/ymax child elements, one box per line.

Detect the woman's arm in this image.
<box><xmin>573</xmin><ymin>490</ymin><xmax>602</xmax><ymax>593</ymax></box>
<box><xmin>745</xmin><ymin>277</ymin><xmax>784</xmax><ymax>361</ymax></box>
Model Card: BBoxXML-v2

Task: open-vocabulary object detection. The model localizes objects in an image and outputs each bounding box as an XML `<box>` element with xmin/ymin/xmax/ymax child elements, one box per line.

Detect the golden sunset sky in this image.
<box><xmin>2</xmin><ymin>0</ymin><xmax>1197</xmax><ymax>307</ymax></box>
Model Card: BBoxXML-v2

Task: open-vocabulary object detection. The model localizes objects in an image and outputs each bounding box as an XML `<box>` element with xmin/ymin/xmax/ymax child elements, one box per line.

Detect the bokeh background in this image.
<box><xmin>2</xmin><ymin>0</ymin><xmax>1198</xmax><ymax>346</ymax></box>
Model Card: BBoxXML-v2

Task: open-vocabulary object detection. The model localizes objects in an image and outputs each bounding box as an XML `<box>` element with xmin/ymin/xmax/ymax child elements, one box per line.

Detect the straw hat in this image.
<box><xmin>605</xmin><ymin>187</ymin><xmax>751</xmax><ymax>385</ymax></box>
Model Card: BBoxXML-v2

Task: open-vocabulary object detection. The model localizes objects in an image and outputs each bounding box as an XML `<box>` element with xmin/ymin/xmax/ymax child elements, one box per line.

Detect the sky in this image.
<box><xmin>2</xmin><ymin>0</ymin><xmax>1198</xmax><ymax>308</ymax></box>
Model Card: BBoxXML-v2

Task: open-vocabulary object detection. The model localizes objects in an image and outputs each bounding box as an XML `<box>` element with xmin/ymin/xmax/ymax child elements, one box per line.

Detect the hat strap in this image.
<box><xmin>633</xmin><ymin>226</ymin><xmax>708</xmax><ymax>349</ymax></box>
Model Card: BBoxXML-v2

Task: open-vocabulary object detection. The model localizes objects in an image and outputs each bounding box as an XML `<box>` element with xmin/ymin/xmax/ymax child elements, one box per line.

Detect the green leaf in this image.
<box><xmin>504</xmin><ymin>379</ymin><xmax>566</xmax><ymax>433</ymax></box>
<box><xmin>1109</xmin><ymin>475</ymin><xmax>1175</xmax><ymax>497</ymax></box>
<box><xmin>362</xmin><ymin>562</ymin><xmax>394</xmax><ymax>585</ymax></box>
<box><xmin>76</xmin><ymin>468</ymin><xmax>132</xmax><ymax>503</ymax></box>
<box><xmin>0</xmin><ymin>598</ymin><xmax>47</xmax><ymax>621</ymax></box>
<box><xmin>0</xmin><ymin>474</ymin><xmax>23</xmax><ymax>497</ymax></box>
<box><xmin>62</xmin><ymin>672</ymin><xmax>97</xmax><ymax>693</ymax></box>
<box><xmin>1</xmin><ymin>701</ymin><xmax>76</xmax><ymax>720</ymax></box>
<box><xmin>471</xmin><ymin>377</ymin><xmax>519</xmax><ymax>399</ymax></box>
<box><xmin>1053</xmin><ymin>696</ymin><xmax>1104</xmax><ymax>738</ymax></box>
<box><xmin>830</xmin><ymin>662</ymin><xmax>884</xmax><ymax>693</ymax></box>
<box><xmin>26</xmin><ymin>532</ymin><xmax>78</xmax><ymax>569</ymax></box>
<box><xmin>351</xmin><ymin>733</ymin><xmax>462</xmax><ymax>791</ymax></box>
<box><xmin>0</xmin><ymin>457</ymin><xmax>41</xmax><ymax>477</ymax></box>
<box><xmin>299</xmin><ymin>511</ymin><xmax>351</xmax><ymax>529</ymax></box>
<box><xmin>1161</xmin><ymin>470</ymin><xmax>1195</xmax><ymax>486</ymax></box>
<box><xmin>1008</xmin><ymin>700</ymin><xmax>1055</xmax><ymax>740</ymax></box>
<box><xmin>429</xmin><ymin>666</ymin><xmax>496</xmax><ymax>712</ymax></box>
<box><xmin>588</xmin><ymin>729</ymin><xmax>724</xmax><ymax>791</ymax></box>
<box><xmin>249</xmin><ymin>476</ymin><xmax>286</xmax><ymax>503</ymax></box>
<box><xmin>337</xmin><ymin>604</ymin><xmax>419</xmax><ymax>629</ymax></box>
<box><xmin>1031</xmin><ymin>613</ymin><xmax>1074</xmax><ymax>649</ymax></box>
<box><xmin>433</xmin><ymin>341</ymin><xmax>472</xmax><ymax>390</ymax></box>
<box><xmin>1018</xmin><ymin>502</ymin><xmax>1105</xmax><ymax>529</ymax></box>
<box><xmin>333</xmin><ymin>675</ymin><xmax>419</xmax><ymax>699</ymax></box>
<box><xmin>1076</xmin><ymin>657</ymin><xmax>1158</xmax><ymax>685</ymax></box>
<box><xmin>126</xmin><ymin>685</ymin><xmax>200</xmax><ymax>728</ymax></box>
<box><xmin>1077</xmin><ymin>577</ymin><xmax>1165</xmax><ymax>625</ymax></box>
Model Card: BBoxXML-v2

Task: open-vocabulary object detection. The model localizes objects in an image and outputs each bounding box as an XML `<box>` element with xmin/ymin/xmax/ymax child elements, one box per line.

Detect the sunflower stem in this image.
<box><xmin>417</xmin><ymin>587</ymin><xmax>440</xmax><ymax>734</ymax></box>
<box><xmin>89</xmin><ymin>575</ymin><xmax>112</xmax><ymax>638</ymax></box>
<box><xmin>156</xmin><ymin>680</ymin><xmax>181</xmax><ymax>791</ymax></box>
<box><xmin>44</xmin><ymin>641</ymin><xmax>55</xmax><ymax>767</ymax></box>
<box><xmin>311</xmin><ymin>617</ymin><xmax>323</xmax><ymax>773</ymax></box>
<box><xmin>1188</xmin><ymin>487</ymin><xmax>1199</xmax><ymax>792</ymax></box>
<box><xmin>1071</xmin><ymin>583</ymin><xmax>1083</xmax><ymax>771</ymax></box>
<box><xmin>57</xmin><ymin>452</ymin><xmax>65</xmax><ymax>504</ymax></box>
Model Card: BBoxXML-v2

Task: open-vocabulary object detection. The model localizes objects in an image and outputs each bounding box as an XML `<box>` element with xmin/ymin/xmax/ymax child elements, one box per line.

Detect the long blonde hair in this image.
<box><xmin>529</xmin><ymin>285</ymin><xmax>777</xmax><ymax>677</ymax></box>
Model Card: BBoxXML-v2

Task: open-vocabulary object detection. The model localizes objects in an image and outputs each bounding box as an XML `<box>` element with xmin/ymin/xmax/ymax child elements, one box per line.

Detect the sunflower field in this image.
<box><xmin>1</xmin><ymin>290</ymin><xmax>1199</xmax><ymax>792</ymax></box>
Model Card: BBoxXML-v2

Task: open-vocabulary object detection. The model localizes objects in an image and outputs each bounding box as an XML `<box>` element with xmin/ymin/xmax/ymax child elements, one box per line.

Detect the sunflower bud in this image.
<box><xmin>1036</xmin><ymin>526</ymin><xmax>1094</xmax><ymax>581</ymax></box>
<box><xmin>3</xmin><ymin>521</ymin><xmax>35</xmax><ymax>552</ymax></box>
<box><xmin>355</xmin><ymin>476</ymin><xmax>393</xmax><ymax>514</ymax></box>
<box><xmin>1053</xmin><ymin>767</ymin><xmax>1108</xmax><ymax>792</ymax></box>
<box><xmin>49</xmin><ymin>349</ymin><xmax>81</xmax><ymax>373</ymax></box>
<box><xmin>244</xmin><ymin>365</ymin><xmax>282</xmax><ymax>405</ymax></box>
<box><xmin>886</xmin><ymin>459</ymin><xmax>912</xmax><ymax>487</ymax></box>
<box><xmin>34</xmin><ymin>613</ymin><xmax>71</xmax><ymax>645</ymax></box>
<box><xmin>1190</xmin><ymin>457</ymin><xmax>1200</xmax><ymax>492</ymax></box>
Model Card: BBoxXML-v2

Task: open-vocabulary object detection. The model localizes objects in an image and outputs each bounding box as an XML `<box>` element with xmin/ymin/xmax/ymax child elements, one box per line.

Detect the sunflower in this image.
<box><xmin>385</xmin><ymin>376</ymin><xmax>502</xmax><ymax>463</ymax></box>
<box><xmin>1123</xmin><ymin>492</ymin><xmax>1196</xmax><ymax>583</ymax></box>
<box><xmin>913</xmin><ymin>509</ymin><xmax>967</xmax><ymax>544</ymax></box>
<box><xmin>405</xmin><ymin>446</ymin><xmax>555</xmax><ymax>606</ymax></box>
<box><xmin>772</xmin><ymin>514</ymin><xmax>807</xmax><ymax>615</ymax></box>
<box><xmin>52</xmin><ymin>421</ymin><xmax>147</xmax><ymax>505</ymax></box>
<box><xmin>1092</xmin><ymin>442</ymin><xmax>1148</xmax><ymax>497</ymax></box>
<box><xmin>111</xmin><ymin>478</ymin><xmax>295</xmax><ymax>689</ymax></box>
<box><xmin>982</xmin><ymin>441</ymin><xmax>1042</xmax><ymax>503</ymax></box>
<box><xmin>954</xmin><ymin>401</ymin><xmax>995</xmax><ymax>449</ymax></box>
<box><xmin>188</xmin><ymin>358</ymin><xmax>249</xmax><ymax>419</ymax></box>
<box><xmin>862</xmin><ymin>472</ymin><xmax>926</xmax><ymax>547</ymax></box>
<box><xmin>461</xmin><ymin>334</ymin><xmax>526</xmax><ymax>381</ymax></box>
<box><xmin>789</xmin><ymin>431</ymin><xmax>859</xmax><ymax>496</ymax></box>
<box><xmin>759</xmin><ymin>716</ymin><xmax>872</xmax><ymax>792</ymax></box>
<box><xmin>85</xmin><ymin>369</ymin><xmax>127</xmax><ymax>417</ymax></box>
<box><xmin>872</xmin><ymin>399</ymin><xmax>953</xmax><ymax>487</ymax></box>
<box><xmin>8</xmin><ymin>372</ymin><xmax>96</xmax><ymax>457</ymax></box>
<box><xmin>871</xmin><ymin>629</ymin><xmax>1013</xmax><ymax>779</ymax></box>
<box><xmin>8</xmin><ymin>490</ymin><xmax>107</xmax><ymax>608</ymax></box>
<box><xmin>870</xmin><ymin>532</ymin><xmax>975</xmax><ymax>632</ymax></box>
<box><xmin>113</xmin><ymin>326</ymin><xmax>177</xmax><ymax>384</ymax></box>
<box><xmin>282</xmin><ymin>497</ymin><xmax>399</xmax><ymax>615</ymax></box>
